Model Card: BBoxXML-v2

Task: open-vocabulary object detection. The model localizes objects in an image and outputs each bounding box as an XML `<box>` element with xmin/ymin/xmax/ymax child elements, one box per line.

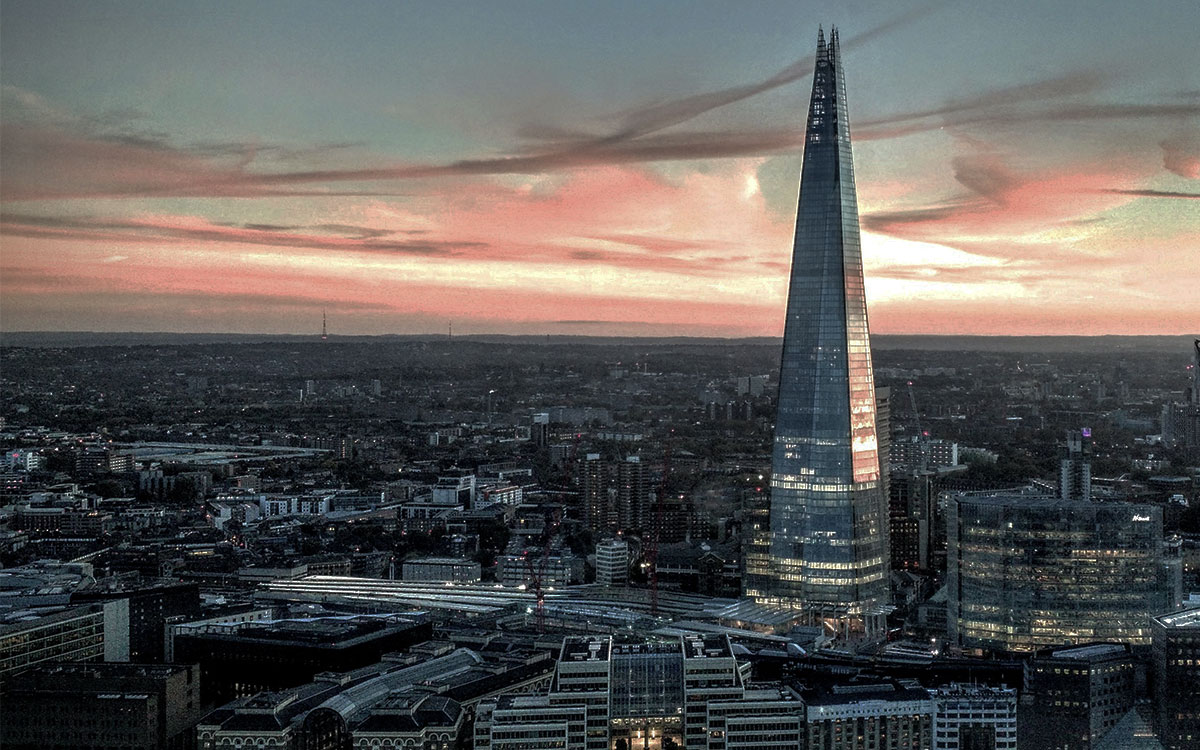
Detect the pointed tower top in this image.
<box><xmin>816</xmin><ymin>26</ymin><xmax>828</xmax><ymax>61</ymax></box>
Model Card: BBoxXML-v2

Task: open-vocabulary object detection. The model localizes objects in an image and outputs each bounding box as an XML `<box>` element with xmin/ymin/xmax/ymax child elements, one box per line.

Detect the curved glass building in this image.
<box><xmin>948</xmin><ymin>492</ymin><xmax>1180</xmax><ymax>652</ymax></box>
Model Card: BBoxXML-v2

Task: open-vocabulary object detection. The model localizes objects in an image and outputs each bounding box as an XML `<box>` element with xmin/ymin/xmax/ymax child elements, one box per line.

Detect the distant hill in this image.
<box><xmin>0</xmin><ymin>330</ymin><xmax>1192</xmax><ymax>353</ymax></box>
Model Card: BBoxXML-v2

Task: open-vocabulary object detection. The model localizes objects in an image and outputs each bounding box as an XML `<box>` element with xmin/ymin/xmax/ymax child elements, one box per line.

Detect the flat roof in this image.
<box><xmin>1049</xmin><ymin>643</ymin><xmax>1128</xmax><ymax>660</ymax></box>
<box><xmin>561</xmin><ymin>636</ymin><xmax>611</xmax><ymax>662</ymax></box>
<box><xmin>1154</xmin><ymin>607</ymin><xmax>1200</xmax><ymax>630</ymax></box>
<box><xmin>683</xmin><ymin>633</ymin><xmax>731</xmax><ymax>659</ymax></box>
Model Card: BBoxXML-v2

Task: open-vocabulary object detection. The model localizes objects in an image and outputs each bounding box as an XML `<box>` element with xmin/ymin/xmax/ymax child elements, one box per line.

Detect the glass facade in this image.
<box><xmin>948</xmin><ymin>493</ymin><xmax>1177</xmax><ymax>652</ymax></box>
<box><xmin>748</xmin><ymin>28</ymin><xmax>888</xmax><ymax>634</ymax></box>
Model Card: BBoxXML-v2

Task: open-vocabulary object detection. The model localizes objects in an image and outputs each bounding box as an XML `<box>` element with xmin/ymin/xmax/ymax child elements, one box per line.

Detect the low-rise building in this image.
<box><xmin>803</xmin><ymin>682</ymin><xmax>934</xmax><ymax>750</ymax></box>
<box><xmin>932</xmin><ymin>683</ymin><xmax>1017</xmax><ymax>750</ymax></box>
<box><xmin>402</xmin><ymin>556</ymin><xmax>482</xmax><ymax>583</ymax></box>
<box><xmin>198</xmin><ymin>643</ymin><xmax>555</xmax><ymax>749</ymax></box>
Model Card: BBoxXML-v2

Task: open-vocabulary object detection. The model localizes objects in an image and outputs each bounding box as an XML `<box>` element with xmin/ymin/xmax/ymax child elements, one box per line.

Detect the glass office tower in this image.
<box><xmin>746</xmin><ymin>28</ymin><xmax>889</xmax><ymax>639</ymax></box>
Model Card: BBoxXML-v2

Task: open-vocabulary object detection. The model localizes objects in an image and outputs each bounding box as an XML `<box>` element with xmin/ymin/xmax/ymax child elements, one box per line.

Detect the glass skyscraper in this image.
<box><xmin>948</xmin><ymin>492</ymin><xmax>1179</xmax><ymax>653</ymax></box>
<box><xmin>746</xmin><ymin>28</ymin><xmax>889</xmax><ymax>638</ymax></box>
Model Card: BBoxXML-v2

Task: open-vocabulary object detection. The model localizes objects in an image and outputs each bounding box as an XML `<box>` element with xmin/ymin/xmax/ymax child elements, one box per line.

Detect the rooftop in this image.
<box><xmin>682</xmin><ymin>633</ymin><xmax>732</xmax><ymax>659</ymax></box>
<box><xmin>1154</xmin><ymin>606</ymin><xmax>1200</xmax><ymax>629</ymax></box>
<box><xmin>561</xmin><ymin>636</ymin><xmax>611</xmax><ymax>662</ymax></box>
<box><xmin>1048</xmin><ymin>643</ymin><xmax>1130</xmax><ymax>661</ymax></box>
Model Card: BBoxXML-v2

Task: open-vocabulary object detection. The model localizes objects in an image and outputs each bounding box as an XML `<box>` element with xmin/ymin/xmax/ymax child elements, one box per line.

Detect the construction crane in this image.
<box><xmin>645</xmin><ymin>428</ymin><xmax>674</xmax><ymax>617</ymax></box>
<box><xmin>906</xmin><ymin>380</ymin><xmax>929</xmax><ymax>471</ymax></box>
<box><xmin>523</xmin><ymin>507</ymin><xmax>562</xmax><ymax>633</ymax></box>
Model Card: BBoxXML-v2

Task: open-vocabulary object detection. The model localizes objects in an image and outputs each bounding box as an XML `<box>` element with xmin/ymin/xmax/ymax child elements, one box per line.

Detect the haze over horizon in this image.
<box><xmin>2</xmin><ymin>1</ymin><xmax>1198</xmax><ymax>337</ymax></box>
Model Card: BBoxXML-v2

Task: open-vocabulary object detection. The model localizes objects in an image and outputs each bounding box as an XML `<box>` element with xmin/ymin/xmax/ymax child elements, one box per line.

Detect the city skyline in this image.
<box><xmin>2</xmin><ymin>1</ymin><xmax>1198</xmax><ymax>337</ymax></box>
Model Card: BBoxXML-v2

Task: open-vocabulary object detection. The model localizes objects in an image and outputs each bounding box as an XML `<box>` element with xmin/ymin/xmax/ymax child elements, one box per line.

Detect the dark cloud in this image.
<box><xmin>951</xmin><ymin>152</ymin><xmax>1021</xmax><ymax>203</ymax></box>
<box><xmin>0</xmin><ymin>212</ymin><xmax>475</xmax><ymax>256</ymax></box>
<box><xmin>1159</xmin><ymin>131</ymin><xmax>1200</xmax><ymax>178</ymax></box>
<box><xmin>861</xmin><ymin>203</ymin><xmax>976</xmax><ymax>233</ymax></box>
<box><xmin>1098</xmin><ymin>188</ymin><xmax>1200</xmax><ymax>199</ymax></box>
<box><xmin>312</xmin><ymin>223</ymin><xmax>397</xmax><ymax>239</ymax></box>
<box><xmin>858</xmin><ymin>71</ymin><xmax>1111</xmax><ymax>128</ymax></box>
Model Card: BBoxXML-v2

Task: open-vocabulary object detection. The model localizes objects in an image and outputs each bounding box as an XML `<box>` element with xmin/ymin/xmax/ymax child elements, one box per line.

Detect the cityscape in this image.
<box><xmin>2</xmin><ymin>3</ymin><xmax>1199</xmax><ymax>750</ymax></box>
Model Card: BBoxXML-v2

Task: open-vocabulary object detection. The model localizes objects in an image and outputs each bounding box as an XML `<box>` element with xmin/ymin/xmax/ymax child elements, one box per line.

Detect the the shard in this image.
<box><xmin>747</xmin><ymin>27</ymin><xmax>889</xmax><ymax>639</ymax></box>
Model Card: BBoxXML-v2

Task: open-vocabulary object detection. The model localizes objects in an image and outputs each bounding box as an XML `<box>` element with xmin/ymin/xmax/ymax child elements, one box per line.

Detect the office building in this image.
<box><xmin>0</xmin><ymin>662</ymin><xmax>203</xmax><ymax>750</ymax></box>
<box><xmin>0</xmin><ymin>603</ymin><xmax>122</xmax><ymax>680</ymax></box>
<box><xmin>596</xmin><ymin>537</ymin><xmax>630</xmax><ymax>587</ymax></box>
<box><xmin>477</xmin><ymin>634</ymin><xmax>803</xmax><ymax>750</ymax></box>
<box><xmin>705</xmin><ymin>687</ymin><xmax>805</xmax><ymax>750</ymax></box>
<box><xmin>876</xmin><ymin>385</ymin><xmax>891</xmax><ymax>494</ymax></box>
<box><xmin>1151</xmin><ymin>607</ymin><xmax>1200</xmax><ymax>749</ymax></box>
<box><xmin>889</xmin><ymin>469</ymin><xmax>936</xmax><ymax>571</ymax></box>
<box><xmin>433</xmin><ymin>473</ymin><xmax>477</xmax><ymax>507</ymax></box>
<box><xmin>1021</xmin><ymin>643</ymin><xmax>1136</xmax><ymax>750</ymax></box>
<box><xmin>948</xmin><ymin>493</ymin><xmax>1178</xmax><ymax>652</ymax></box>
<box><xmin>497</xmin><ymin>547</ymin><xmax>582</xmax><ymax>587</ymax></box>
<box><xmin>748</xmin><ymin>28</ymin><xmax>889</xmax><ymax>640</ymax></box>
<box><xmin>72</xmin><ymin>578</ymin><xmax>200</xmax><ymax>662</ymax></box>
<box><xmin>1060</xmin><ymin>428</ymin><xmax>1093</xmax><ymax>502</ymax></box>
<box><xmin>478</xmin><ymin>694</ymin><xmax>591</xmax><ymax>750</ymax></box>
<box><xmin>931</xmin><ymin>683</ymin><xmax>1018</xmax><ymax>750</ymax></box>
<box><xmin>802</xmin><ymin>682</ymin><xmax>934</xmax><ymax>750</ymax></box>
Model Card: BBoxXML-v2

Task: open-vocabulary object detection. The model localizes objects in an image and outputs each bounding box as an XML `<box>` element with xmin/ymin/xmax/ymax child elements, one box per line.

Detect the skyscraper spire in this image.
<box><xmin>746</xmin><ymin>27</ymin><xmax>889</xmax><ymax>641</ymax></box>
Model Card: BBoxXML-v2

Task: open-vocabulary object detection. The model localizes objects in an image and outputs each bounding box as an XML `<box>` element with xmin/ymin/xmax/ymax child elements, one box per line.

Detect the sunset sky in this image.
<box><xmin>1</xmin><ymin>0</ymin><xmax>1197</xmax><ymax>337</ymax></box>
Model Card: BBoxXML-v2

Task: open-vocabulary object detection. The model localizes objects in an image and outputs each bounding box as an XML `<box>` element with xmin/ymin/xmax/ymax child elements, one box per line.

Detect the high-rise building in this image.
<box><xmin>948</xmin><ymin>492</ymin><xmax>1179</xmax><ymax>652</ymax></box>
<box><xmin>888</xmin><ymin>469</ymin><xmax>936</xmax><ymax>571</ymax></box>
<box><xmin>1161</xmin><ymin>339</ymin><xmax>1200</xmax><ymax>453</ymax></box>
<box><xmin>1060</xmin><ymin>428</ymin><xmax>1093</xmax><ymax>502</ymax></box>
<box><xmin>579</xmin><ymin>454</ymin><xmax>614</xmax><ymax>533</ymax></box>
<box><xmin>615</xmin><ymin>456</ymin><xmax>651</xmax><ymax>532</ymax></box>
<box><xmin>748</xmin><ymin>27</ymin><xmax>888</xmax><ymax>639</ymax></box>
<box><xmin>1151</xmin><ymin>607</ymin><xmax>1200</xmax><ymax>750</ymax></box>
<box><xmin>876</xmin><ymin>384</ymin><xmax>891</xmax><ymax>482</ymax></box>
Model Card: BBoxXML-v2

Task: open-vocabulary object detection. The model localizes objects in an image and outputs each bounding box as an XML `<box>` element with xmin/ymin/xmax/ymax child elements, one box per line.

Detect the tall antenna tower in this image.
<box><xmin>321</xmin><ymin>310</ymin><xmax>328</xmax><ymax>341</ymax></box>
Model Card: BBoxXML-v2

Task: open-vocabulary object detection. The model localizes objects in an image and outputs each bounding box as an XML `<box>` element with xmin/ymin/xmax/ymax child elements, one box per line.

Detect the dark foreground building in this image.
<box><xmin>173</xmin><ymin>613</ymin><xmax>431</xmax><ymax>707</ymax></box>
<box><xmin>1152</xmin><ymin>607</ymin><xmax>1200</xmax><ymax>749</ymax></box>
<box><xmin>198</xmin><ymin>641</ymin><xmax>556</xmax><ymax>749</ymax></box>
<box><xmin>0</xmin><ymin>662</ymin><xmax>204</xmax><ymax>750</ymax></box>
<box><xmin>1020</xmin><ymin>643</ymin><xmax>1137</xmax><ymax>749</ymax></box>
<box><xmin>746</xmin><ymin>27</ymin><xmax>889</xmax><ymax>640</ymax></box>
